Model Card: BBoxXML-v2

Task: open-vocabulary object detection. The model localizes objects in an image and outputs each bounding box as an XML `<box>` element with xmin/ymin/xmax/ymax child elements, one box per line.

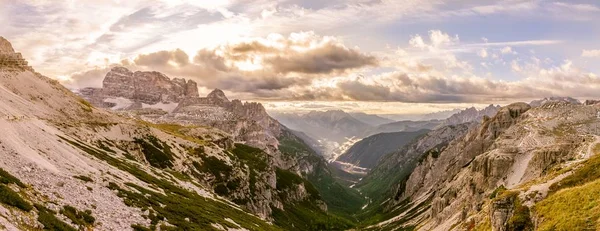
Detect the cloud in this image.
<box><xmin>469</xmin><ymin>40</ymin><xmax>563</xmax><ymax>47</ymax></box>
<box><xmin>134</xmin><ymin>49</ymin><xmax>190</xmax><ymax>67</ymax></box>
<box><xmin>67</xmin><ymin>32</ymin><xmax>376</xmax><ymax>96</ymax></box>
<box><xmin>478</xmin><ymin>48</ymin><xmax>488</xmax><ymax>58</ymax></box>
<box><xmin>582</xmin><ymin>49</ymin><xmax>600</xmax><ymax>58</ymax></box>
<box><xmin>553</xmin><ymin>2</ymin><xmax>600</xmax><ymax>12</ymax></box>
<box><xmin>501</xmin><ymin>46</ymin><xmax>517</xmax><ymax>55</ymax></box>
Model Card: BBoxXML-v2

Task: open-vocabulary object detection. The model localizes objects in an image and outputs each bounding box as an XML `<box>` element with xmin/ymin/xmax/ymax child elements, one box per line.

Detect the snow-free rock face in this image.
<box><xmin>97</xmin><ymin>66</ymin><xmax>199</xmax><ymax>105</ymax></box>
<box><xmin>0</xmin><ymin>37</ymin><xmax>29</xmax><ymax>69</ymax></box>
<box><xmin>366</xmin><ymin>101</ymin><xmax>600</xmax><ymax>230</ymax></box>
<box><xmin>80</xmin><ymin>69</ymin><xmax>283</xmax><ymax>154</ymax></box>
<box><xmin>529</xmin><ymin>96</ymin><xmax>581</xmax><ymax>107</ymax></box>
<box><xmin>441</xmin><ymin>104</ymin><xmax>500</xmax><ymax>127</ymax></box>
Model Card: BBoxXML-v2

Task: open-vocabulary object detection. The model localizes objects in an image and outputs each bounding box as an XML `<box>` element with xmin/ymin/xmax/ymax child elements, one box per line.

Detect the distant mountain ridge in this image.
<box><xmin>336</xmin><ymin>129</ymin><xmax>431</xmax><ymax>169</ymax></box>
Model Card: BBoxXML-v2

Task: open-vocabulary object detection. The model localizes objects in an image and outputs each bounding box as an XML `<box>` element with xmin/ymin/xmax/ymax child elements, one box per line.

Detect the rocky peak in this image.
<box><xmin>0</xmin><ymin>37</ymin><xmax>29</xmax><ymax>69</ymax></box>
<box><xmin>207</xmin><ymin>89</ymin><xmax>229</xmax><ymax>102</ymax></box>
<box><xmin>97</xmin><ymin>66</ymin><xmax>199</xmax><ymax>104</ymax></box>
<box><xmin>529</xmin><ymin>96</ymin><xmax>581</xmax><ymax>107</ymax></box>
<box><xmin>442</xmin><ymin>104</ymin><xmax>500</xmax><ymax>126</ymax></box>
<box><xmin>0</xmin><ymin>37</ymin><xmax>15</xmax><ymax>53</ymax></box>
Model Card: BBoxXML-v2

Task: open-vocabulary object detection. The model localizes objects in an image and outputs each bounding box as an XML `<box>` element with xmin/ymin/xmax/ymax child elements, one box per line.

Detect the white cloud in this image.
<box><xmin>469</xmin><ymin>40</ymin><xmax>562</xmax><ymax>47</ymax></box>
<box><xmin>478</xmin><ymin>48</ymin><xmax>488</xmax><ymax>58</ymax></box>
<box><xmin>501</xmin><ymin>46</ymin><xmax>517</xmax><ymax>55</ymax></box>
<box><xmin>511</xmin><ymin>60</ymin><xmax>522</xmax><ymax>72</ymax></box>
<box><xmin>582</xmin><ymin>49</ymin><xmax>600</xmax><ymax>57</ymax></box>
<box><xmin>553</xmin><ymin>2</ymin><xmax>600</xmax><ymax>12</ymax></box>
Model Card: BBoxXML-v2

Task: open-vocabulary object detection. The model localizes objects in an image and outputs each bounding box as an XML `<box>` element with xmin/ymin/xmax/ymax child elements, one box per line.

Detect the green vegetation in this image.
<box><xmin>549</xmin><ymin>144</ymin><xmax>600</xmax><ymax>193</ymax></box>
<box><xmin>277</xmin><ymin>132</ymin><xmax>365</xmax><ymax>222</ymax></box>
<box><xmin>35</xmin><ymin>204</ymin><xmax>77</xmax><ymax>231</ymax></box>
<box><xmin>231</xmin><ymin>144</ymin><xmax>269</xmax><ymax>171</ymax></box>
<box><xmin>73</xmin><ymin>175</ymin><xmax>93</xmax><ymax>183</ymax></box>
<box><xmin>275</xmin><ymin>168</ymin><xmax>302</xmax><ymax>191</ymax></box>
<box><xmin>60</xmin><ymin>205</ymin><xmax>95</xmax><ymax>227</ymax></box>
<box><xmin>489</xmin><ymin>185</ymin><xmax>507</xmax><ymax>199</ymax></box>
<box><xmin>78</xmin><ymin>98</ymin><xmax>93</xmax><ymax>112</ymax></box>
<box><xmin>507</xmin><ymin>200</ymin><xmax>533</xmax><ymax>231</ymax></box>
<box><xmin>535</xmin><ymin>146</ymin><xmax>600</xmax><ymax>230</ymax></box>
<box><xmin>0</xmin><ymin>168</ymin><xmax>25</xmax><ymax>187</ymax></box>
<box><xmin>134</xmin><ymin>135</ymin><xmax>175</xmax><ymax>169</ymax></box>
<box><xmin>491</xmin><ymin>191</ymin><xmax>533</xmax><ymax>231</ymax></box>
<box><xmin>271</xmin><ymin>201</ymin><xmax>354</xmax><ymax>231</ymax></box>
<box><xmin>535</xmin><ymin>178</ymin><xmax>600</xmax><ymax>230</ymax></box>
<box><xmin>195</xmin><ymin>156</ymin><xmax>233</xmax><ymax>181</ymax></box>
<box><xmin>60</xmin><ymin>136</ymin><xmax>278</xmax><ymax>231</ymax></box>
<box><xmin>0</xmin><ymin>185</ymin><xmax>32</xmax><ymax>211</ymax></box>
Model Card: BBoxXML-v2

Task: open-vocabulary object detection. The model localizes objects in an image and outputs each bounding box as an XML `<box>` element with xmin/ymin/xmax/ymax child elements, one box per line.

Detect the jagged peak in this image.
<box><xmin>207</xmin><ymin>88</ymin><xmax>229</xmax><ymax>102</ymax></box>
<box><xmin>108</xmin><ymin>66</ymin><xmax>133</xmax><ymax>74</ymax></box>
<box><xmin>0</xmin><ymin>36</ymin><xmax>15</xmax><ymax>53</ymax></box>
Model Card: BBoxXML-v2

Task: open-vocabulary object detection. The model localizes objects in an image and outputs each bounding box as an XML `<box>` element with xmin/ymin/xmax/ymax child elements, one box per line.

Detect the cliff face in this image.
<box><xmin>84</xmin><ymin>66</ymin><xmax>199</xmax><ymax>105</ymax></box>
<box><xmin>367</xmin><ymin>101</ymin><xmax>600</xmax><ymax>230</ymax></box>
<box><xmin>0</xmin><ymin>37</ymin><xmax>30</xmax><ymax>70</ymax></box>
<box><xmin>79</xmin><ymin>67</ymin><xmax>282</xmax><ymax>154</ymax></box>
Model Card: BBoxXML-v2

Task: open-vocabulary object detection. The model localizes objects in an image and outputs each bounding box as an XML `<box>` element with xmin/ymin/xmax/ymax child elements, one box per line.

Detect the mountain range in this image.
<box><xmin>0</xmin><ymin>37</ymin><xmax>363</xmax><ymax>230</ymax></box>
<box><xmin>2</xmin><ymin>36</ymin><xmax>600</xmax><ymax>231</ymax></box>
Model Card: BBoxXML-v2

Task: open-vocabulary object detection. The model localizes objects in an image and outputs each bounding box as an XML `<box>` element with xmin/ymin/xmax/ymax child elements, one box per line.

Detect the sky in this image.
<box><xmin>1</xmin><ymin>0</ymin><xmax>600</xmax><ymax>114</ymax></box>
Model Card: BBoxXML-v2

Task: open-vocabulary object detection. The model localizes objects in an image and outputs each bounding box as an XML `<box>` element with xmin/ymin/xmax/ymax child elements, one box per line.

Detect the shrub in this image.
<box><xmin>489</xmin><ymin>185</ymin><xmax>507</xmax><ymax>199</ymax></box>
<box><xmin>35</xmin><ymin>204</ymin><xmax>77</xmax><ymax>231</ymax></box>
<box><xmin>0</xmin><ymin>168</ymin><xmax>25</xmax><ymax>187</ymax></box>
<box><xmin>134</xmin><ymin>136</ymin><xmax>174</xmax><ymax>169</ymax></box>
<box><xmin>0</xmin><ymin>185</ymin><xmax>32</xmax><ymax>211</ymax></box>
<box><xmin>73</xmin><ymin>175</ymin><xmax>93</xmax><ymax>183</ymax></box>
<box><xmin>60</xmin><ymin>205</ymin><xmax>95</xmax><ymax>226</ymax></box>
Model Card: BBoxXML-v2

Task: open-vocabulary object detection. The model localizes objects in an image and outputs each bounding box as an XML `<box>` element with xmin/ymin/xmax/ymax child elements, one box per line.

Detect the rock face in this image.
<box><xmin>166</xmin><ymin>89</ymin><xmax>282</xmax><ymax>153</ymax></box>
<box><xmin>92</xmin><ymin>66</ymin><xmax>199</xmax><ymax>105</ymax></box>
<box><xmin>529</xmin><ymin>96</ymin><xmax>581</xmax><ymax>107</ymax></box>
<box><xmin>365</xmin><ymin>101</ymin><xmax>600</xmax><ymax>230</ymax></box>
<box><xmin>441</xmin><ymin>104</ymin><xmax>500</xmax><ymax>126</ymax></box>
<box><xmin>0</xmin><ymin>37</ymin><xmax>30</xmax><ymax>70</ymax></box>
<box><xmin>79</xmin><ymin>68</ymin><xmax>282</xmax><ymax>153</ymax></box>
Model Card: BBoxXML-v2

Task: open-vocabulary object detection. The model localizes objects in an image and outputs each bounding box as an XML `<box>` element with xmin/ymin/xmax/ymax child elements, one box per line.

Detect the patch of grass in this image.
<box><xmin>0</xmin><ymin>185</ymin><xmax>33</xmax><ymax>211</ymax></box>
<box><xmin>195</xmin><ymin>156</ymin><xmax>233</xmax><ymax>182</ymax></box>
<box><xmin>35</xmin><ymin>204</ymin><xmax>77</xmax><ymax>231</ymax></box>
<box><xmin>73</xmin><ymin>175</ymin><xmax>93</xmax><ymax>183</ymax></box>
<box><xmin>489</xmin><ymin>185</ymin><xmax>506</xmax><ymax>199</ymax></box>
<box><xmin>131</xmin><ymin>224</ymin><xmax>153</xmax><ymax>231</ymax></box>
<box><xmin>0</xmin><ymin>168</ymin><xmax>25</xmax><ymax>187</ymax></box>
<box><xmin>231</xmin><ymin>144</ymin><xmax>268</xmax><ymax>171</ymax></box>
<box><xmin>271</xmin><ymin>201</ymin><xmax>354</xmax><ymax>231</ymax></box>
<box><xmin>535</xmin><ymin>178</ymin><xmax>600</xmax><ymax>230</ymax></box>
<box><xmin>549</xmin><ymin>145</ymin><xmax>600</xmax><ymax>193</ymax></box>
<box><xmin>507</xmin><ymin>199</ymin><xmax>533</xmax><ymax>231</ymax></box>
<box><xmin>78</xmin><ymin>98</ymin><xmax>93</xmax><ymax>112</ymax></box>
<box><xmin>134</xmin><ymin>135</ymin><xmax>174</xmax><ymax>169</ymax></box>
<box><xmin>472</xmin><ymin>217</ymin><xmax>492</xmax><ymax>231</ymax></box>
<box><xmin>60</xmin><ymin>205</ymin><xmax>95</xmax><ymax>227</ymax></box>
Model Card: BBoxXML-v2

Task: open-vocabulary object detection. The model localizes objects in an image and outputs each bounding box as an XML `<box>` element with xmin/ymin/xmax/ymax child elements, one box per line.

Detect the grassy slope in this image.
<box><xmin>534</xmin><ymin>144</ymin><xmax>600</xmax><ymax>230</ymax></box>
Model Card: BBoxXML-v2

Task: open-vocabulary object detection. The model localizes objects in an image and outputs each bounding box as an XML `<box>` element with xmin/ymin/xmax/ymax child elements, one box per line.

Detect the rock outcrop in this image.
<box><xmin>82</xmin><ymin>66</ymin><xmax>199</xmax><ymax>105</ymax></box>
<box><xmin>366</xmin><ymin>100</ymin><xmax>600</xmax><ymax>230</ymax></box>
<box><xmin>529</xmin><ymin>96</ymin><xmax>581</xmax><ymax>107</ymax></box>
<box><xmin>441</xmin><ymin>104</ymin><xmax>501</xmax><ymax>127</ymax></box>
<box><xmin>0</xmin><ymin>37</ymin><xmax>30</xmax><ymax>70</ymax></box>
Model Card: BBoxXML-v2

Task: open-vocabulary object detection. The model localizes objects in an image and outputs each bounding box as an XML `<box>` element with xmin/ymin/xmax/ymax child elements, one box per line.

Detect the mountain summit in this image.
<box><xmin>0</xmin><ymin>36</ymin><xmax>15</xmax><ymax>53</ymax></box>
